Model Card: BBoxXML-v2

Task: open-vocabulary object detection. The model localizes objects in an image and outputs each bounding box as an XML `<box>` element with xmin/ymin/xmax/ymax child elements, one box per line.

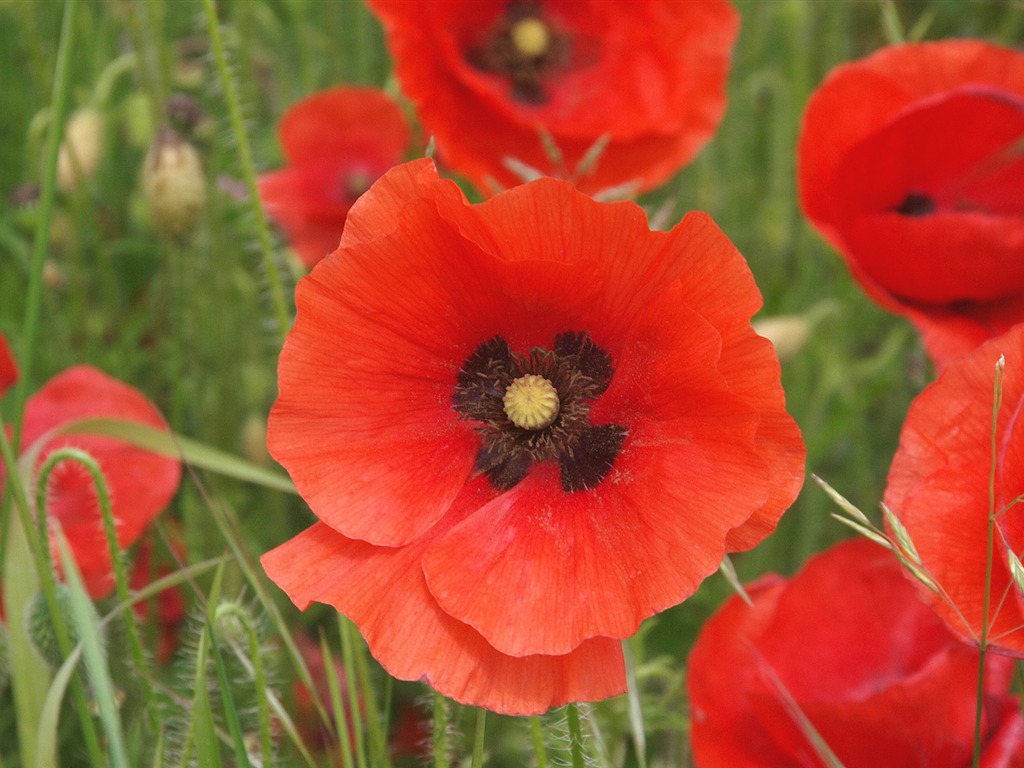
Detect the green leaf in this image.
<box><xmin>31</xmin><ymin>417</ymin><xmax>294</xmax><ymax>493</ymax></box>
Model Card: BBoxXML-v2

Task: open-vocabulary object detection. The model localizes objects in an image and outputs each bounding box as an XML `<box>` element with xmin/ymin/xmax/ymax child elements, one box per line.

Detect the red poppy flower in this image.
<box><xmin>258</xmin><ymin>87</ymin><xmax>410</xmax><ymax>268</ymax></box>
<box><xmin>798</xmin><ymin>40</ymin><xmax>1024</xmax><ymax>369</ymax></box>
<box><xmin>0</xmin><ymin>333</ymin><xmax>16</xmax><ymax>396</ymax></box>
<box><xmin>261</xmin><ymin>158</ymin><xmax>805</xmax><ymax>715</ymax></box>
<box><xmin>366</xmin><ymin>0</ymin><xmax>738</xmax><ymax>196</ymax></box>
<box><xmin>884</xmin><ymin>323</ymin><xmax>1024</xmax><ymax>657</ymax></box>
<box><xmin>15</xmin><ymin>366</ymin><xmax>181</xmax><ymax>598</ymax></box>
<box><xmin>130</xmin><ymin>525</ymin><xmax>187</xmax><ymax>664</ymax></box>
<box><xmin>688</xmin><ymin>538</ymin><xmax>1024</xmax><ymax>767</ymax></box>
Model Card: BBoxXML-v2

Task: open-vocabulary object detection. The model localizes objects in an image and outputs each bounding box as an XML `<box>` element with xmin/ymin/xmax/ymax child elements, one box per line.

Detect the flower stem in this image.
<box><xmin>975</xmin><ymin>356</ymin><xmax>1005</xmax><ymax>766</ymax></box>
<box><xmin>566</xmin><ymin>702</ymin><xmax>587</xmax><ymax>768</ymax></box>
<box><xmin>529</xmin><ymin>716</ymin><xmax>548</xmax><ymax>768</ymax></box>
<box><xmin>470</xmin><ymin>708</ymin><xmax>487</xmax><ymax>768</ymax></box>
<box><xmin>14</xmin><ymin>0</ymin><xmax>78</xmax><ymax>439</ymax></box>
<box><xmin>432</xmin><ymin>691</ymin><xmax>449</xmax><ymax>768</ymax></box>
<box><xmin>200</xmin><ymin>0</ymin><xmax>291</xmax><ymax>344</ymax></box>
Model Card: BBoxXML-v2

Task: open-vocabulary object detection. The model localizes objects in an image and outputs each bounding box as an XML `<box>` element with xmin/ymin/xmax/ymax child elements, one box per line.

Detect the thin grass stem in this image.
<box><xmin>14</xmin><ymin>0</ymin><xmax>79</xmax><ymax>439</ymax></box>
<box><xmin>200</xmin><ymin>0</ymin><xmax>292</xmax><ymax>344</ymax></box>
<box><xmin>975</xmin><ymin>357</ymin><xmax>1005</xmax><ymax>765</ymax></box>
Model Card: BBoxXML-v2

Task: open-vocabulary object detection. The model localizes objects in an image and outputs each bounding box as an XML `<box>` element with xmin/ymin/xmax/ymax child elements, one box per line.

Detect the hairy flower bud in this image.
<box><xmin>142</xmin><ymin>126</ymin><xmax>206</xmax><ymax>237</ymax></box>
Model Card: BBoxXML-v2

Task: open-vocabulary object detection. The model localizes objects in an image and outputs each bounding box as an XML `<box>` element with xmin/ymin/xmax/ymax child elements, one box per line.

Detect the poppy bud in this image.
<box><xmin>57</xmin><ymin>108</ymin><xmax>105</xmax><ymax>193</ymax></box>
<box><xmin>142</xmin><ymin>126</ymin><xmax>206</xmax><ymax>237</ymax></box>
<box><xmin>25</xmin><ymin>585</ymin><xmax>102</xmax><ymax>667</ymax></box>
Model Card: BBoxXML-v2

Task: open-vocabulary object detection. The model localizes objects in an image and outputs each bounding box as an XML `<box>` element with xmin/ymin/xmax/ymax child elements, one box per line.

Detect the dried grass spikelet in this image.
<box><xmin>142</xmin><ymin>126</ymin><xmax>206</xmax><ymax>237</ymax></box>
<box><xmin>57</xmin><ymin>108</ymin><xmax>105</xmax><ymax>192</ymax></box>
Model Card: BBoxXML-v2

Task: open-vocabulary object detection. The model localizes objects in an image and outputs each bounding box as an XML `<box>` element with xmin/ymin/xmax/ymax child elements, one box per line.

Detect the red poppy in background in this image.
<box><xmin>258</xmin><ymin>87</ymin><xmax>410</xmax><ymax>268</ymax></box>
<box><xmin>130</xmin><ymin>525</ymin><xmax>187</xmax><ymax>664</ymax></box>
<box><xmin>688</xmin><ymin>538</ymin><xmax>1024</xmax><ymax>767</ymax></box>
<box><xmin>261</xmin><ymin>159</ymin><xmax>804</xmax><ymax>714</ymax></box>
<box><xmin>799</xmin><ymin>40</ymin><xmax>1024</xmax><ymax>369</ymax></box>
<box><xmin>0</xmin><ymin>333</ymin><xmax>16</xmax><ymax>395</ymax></box>
<box><xmin>885</xmin><ymin>323</ymin><xmax>1024</xmax><ymax>657</ymax></box>
<box><xmin>13</xmin><ymin>366</ymin><xmax>181</xmax><ymax>598</ymax></box>
<box><xmin>366</xmin><ymin>0</ymin><xmax>738</xmax><ymax>196</ymax></box>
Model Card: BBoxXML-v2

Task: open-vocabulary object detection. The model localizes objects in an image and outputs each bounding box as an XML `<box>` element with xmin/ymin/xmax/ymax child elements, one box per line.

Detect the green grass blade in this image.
<box><xmin>33</xmin><ymin>417</ymin><xmax>294</xmax><ymax>493</ymax></box>
<box><xmin>55</xmin><ymin>531</ymin><xmax>130</xmax><ymax>768</ymax></box>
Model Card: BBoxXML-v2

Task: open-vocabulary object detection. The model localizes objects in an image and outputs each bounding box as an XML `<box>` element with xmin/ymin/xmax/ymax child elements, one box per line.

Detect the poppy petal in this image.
<box><xmin>278</xmin><ymin>87</ymin><xmax>409</xmax><ymax>169</ymax></box>
<box><xmin>423</xmin><ymin>388</ymin><xmax>769</xmax><ymax>656</ymax></box>
<box><xmin>885</xmin><ymin>325</ymin><xmax>1024</xmax><ymax>654</ymax></box>
<box><xmin>261</xmin><ymin>477</ymin><xmax>626</xmax><ymax>716</ymax></box>
<box><xmin>20</xmin><ymin>366</ymin><xmax>180</xmax><ymax>597</ymax></box>
<box><xmin>0</xmin><ymin>333</ymin><xmax>16</xmax><ymax>396</ymax></box>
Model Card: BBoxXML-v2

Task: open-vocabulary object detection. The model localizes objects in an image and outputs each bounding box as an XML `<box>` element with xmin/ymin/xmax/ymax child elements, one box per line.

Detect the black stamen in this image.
<box><xmin>452</xmin><ymin>332</ymin><xmax>626</xmax><ymax>492</ymax></box>
<box><xmin>894</xmin><ymin>192</ymin><xmax>935</xmax><ymax>217</ymax></box>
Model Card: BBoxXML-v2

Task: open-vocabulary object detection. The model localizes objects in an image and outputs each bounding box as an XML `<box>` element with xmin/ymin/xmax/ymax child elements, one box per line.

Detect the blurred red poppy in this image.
<box><xmin>15</xmin><ymin>366</ymin><xmax>181</xmax><ymax>597</ymax></box>
<box><xmin>130</xmin><ymin>524</ymin><xmax>187</xmax><ymax>664</ymax></box>
<box><xmin>688</xmin><ymin>538</ymin><xmax>1024</xmax><ymax>767</ymax></box>
<box><xmin>799</xmin><ymin>40</ymin><xmax>1024</xmax><ymax>369</ymax></box>
<box><xmin>258</xmin><ymin>87</ymin><xmax>410</xmax><ymax>268</ymax></box>
<box><xmin>366</xmin><ymin>0</ymin><xmax>738</xmax><ymax>196</ymax></box>
<box><xmin>885</xmin><ymin>323</ymin><xmax>1024</xmax><ymax>657</ymax></box>
<box><xmin>261</xmin><ymin>158</ymin><xmax>804</xmax><ymax>714</ymax></box>
<box><xmin>0</xmin><ymin>333</ymin><xmax>16</xmax><ymax>395</ymax></box>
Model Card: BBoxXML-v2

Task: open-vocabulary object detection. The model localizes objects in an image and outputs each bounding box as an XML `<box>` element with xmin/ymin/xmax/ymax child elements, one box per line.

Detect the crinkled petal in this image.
<box><xmin>261</xmin><ymin>478</ymin><xmax>626</xmax><ymax>715</ymax></box>
<box><xmin>21</xmin><ymin>366</ymin><xmax>180</xmax><ymax>597</ymax></box>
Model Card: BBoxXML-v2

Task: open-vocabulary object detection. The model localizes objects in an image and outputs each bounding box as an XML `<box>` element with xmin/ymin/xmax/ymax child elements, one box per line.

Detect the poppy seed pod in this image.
<box><xmin>142</xmin><ymin>126</ymin><xmax>207</xmax><ymax>237</ymax></box>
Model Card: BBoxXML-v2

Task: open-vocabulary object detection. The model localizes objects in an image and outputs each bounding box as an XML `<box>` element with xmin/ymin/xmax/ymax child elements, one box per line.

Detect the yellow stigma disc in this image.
<box><xmin>510</xmin><ymin>17</ymin><xmax>551</xmax><ymax>59</ymax></box>
<box><xmin>503</xmin><ymin>374</ymin><xmax>560</xmax><ymax>430</ymax></box>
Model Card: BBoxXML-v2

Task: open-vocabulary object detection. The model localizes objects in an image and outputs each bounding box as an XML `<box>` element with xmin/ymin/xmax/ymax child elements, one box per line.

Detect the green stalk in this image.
<box><xmin>432</xmin><ymin>692</ymin><xmax>449</xmax><ymax>768</ymax></box>
<box><xmin>31</xmin><ymin>449</ymin><xmax>114</xmax><ymax>767</ymax></box>
<box><xmin>470</xmin><ymin>708</ymin><xmax>487</xmax><ymax>768</ymax></box>
<box><xmin>975</xmin><ymin>357</ymin><xmax>1005</xmax><ymax>766</ymax></box>
<box><xmin>200</xmin><ymin>0</ymin><xmax>291</xmax><ymax>344</ymax></box>
<box><xmin>42</xmin><ymin>447</ymin><xmax>160</xmax><ymax>737</ymax></box>
<box><xmin>529</xmin><ymin>717</ymin><xmax>549</xmax><ymax>768</ymax></box>
<box><xmin>14</xmin><ymin>0</ymin><xmax>79</xmax><ymax>438</ymax></box>
<box><xmin>566</xmin><ymin>703</ymin><xmax>587</xmax><ymax>768</ymax></box>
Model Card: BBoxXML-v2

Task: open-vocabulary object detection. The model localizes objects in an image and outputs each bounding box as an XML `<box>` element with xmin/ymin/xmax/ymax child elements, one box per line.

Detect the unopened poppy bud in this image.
<box><xmin>25</xmin><ymin>585</ymin><xmax>95</xmax><ymax>667</ymax></box>
<box><xmin>57</xmin><ymin>108</ymin><xmax>105</xmax><ymax>193</ymax></box>
<box><xmin>753</xmin><ymin>315</ymin><xmax>811</xmax><ymax>362</ymax></box>
<box><xmin>142</xmin><ymin>127</ymin><xmax>206</xmax><ymax>237</ymax></box>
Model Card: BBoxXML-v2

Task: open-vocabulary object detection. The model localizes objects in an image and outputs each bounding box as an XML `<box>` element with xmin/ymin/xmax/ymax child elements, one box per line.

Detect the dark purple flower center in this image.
<box><xmin>894</xmin><ymin>192</ymin><xmax>936</xmax><ymax>217</ymax></box>
<box><xmin>452</xmin><ymin>331</ymin><xmax>627</xmax><ymax>492</ymax></box>
<box><xmin>466</xmin><ymin>2</ymin><xmax>570</xmax><ymax>105</ymax></box>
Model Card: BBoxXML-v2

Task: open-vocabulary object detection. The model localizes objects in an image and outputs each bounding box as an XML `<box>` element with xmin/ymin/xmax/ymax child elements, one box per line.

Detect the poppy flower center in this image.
<box><xmin>452</xmin><ymin>331</ymin><xmax>627</xmax><ymax>492</ymax></box>
<box><xmin>503</xmin><ymin>374</ymin><xmax>559</xmax><ymax>430</ymax></box>
<box><xmin>467</xmin><ymin>3</ymin><xmax>568</xmax><ymax>104</ymax></box>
